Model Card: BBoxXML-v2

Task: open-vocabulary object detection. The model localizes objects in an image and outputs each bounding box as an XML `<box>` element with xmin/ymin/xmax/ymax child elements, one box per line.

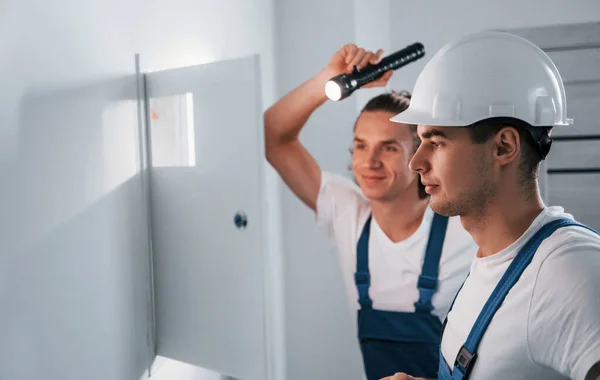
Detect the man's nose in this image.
<box><xmin>409</xmin><ymin>144</ymin><xmax>428</xmax><ymax>174</ymax></box>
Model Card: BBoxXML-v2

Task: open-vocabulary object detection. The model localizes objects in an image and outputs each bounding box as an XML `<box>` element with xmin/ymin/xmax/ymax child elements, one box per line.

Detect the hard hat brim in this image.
<box><xmin>390</xmin><ymin>107</ymin><xmax>574</xmax><ymax>128</ymax></box>
<box><xmin>389</xmin><ymin>108</ymin><xmax>467</xmax><ymax>127</ymax></box>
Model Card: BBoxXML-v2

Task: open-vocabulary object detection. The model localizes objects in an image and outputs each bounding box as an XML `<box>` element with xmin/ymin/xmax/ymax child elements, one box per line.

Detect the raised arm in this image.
<box><xmin>264</xmin><ymin>44</ymin><xmax>392</xmax><ymax>211</ymax></box>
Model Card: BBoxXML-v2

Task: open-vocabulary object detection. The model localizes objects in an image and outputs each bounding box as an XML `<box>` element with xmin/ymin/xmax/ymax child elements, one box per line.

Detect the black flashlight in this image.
<box><xmin>325</xmin><ymin>42</ymin><xmax>426</xmax><ymax>101</ymax></box>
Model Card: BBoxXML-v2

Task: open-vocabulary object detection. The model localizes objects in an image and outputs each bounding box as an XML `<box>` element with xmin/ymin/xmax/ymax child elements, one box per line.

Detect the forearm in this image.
<box><xmin>264</xmin><ymin>67</ymin><xmax>335</xmax><ymax>149</ymax></box>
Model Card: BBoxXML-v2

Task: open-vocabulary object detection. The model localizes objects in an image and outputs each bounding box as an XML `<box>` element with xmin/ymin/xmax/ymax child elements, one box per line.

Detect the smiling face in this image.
<box><xmin>408</xmin><ymin>125</ymin><xmax>497</xmax><ymax>216</ymax></box>
<box><xmin>351</xmin><ymin>110</ymin><xmax>421</xmax><ymax>202</ymax></box>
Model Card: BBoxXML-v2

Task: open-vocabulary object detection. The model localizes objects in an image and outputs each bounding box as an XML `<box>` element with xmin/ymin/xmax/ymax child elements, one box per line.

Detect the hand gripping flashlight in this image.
<box><xmin>325</xmin><ymin>42</ymin><xmax>426</xmax><ymax>101</ymax></box>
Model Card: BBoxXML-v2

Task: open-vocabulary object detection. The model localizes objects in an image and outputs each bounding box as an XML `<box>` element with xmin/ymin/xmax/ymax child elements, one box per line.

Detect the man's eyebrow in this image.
<box><xmin>353</xmin><ymin>138</ymin><xmax>400</xmax><ymax>145</ymax></box>
<box><xmin>420</xmin><ymin>128</ymin><xmax>450</xmax><ymax>139</ymax></box>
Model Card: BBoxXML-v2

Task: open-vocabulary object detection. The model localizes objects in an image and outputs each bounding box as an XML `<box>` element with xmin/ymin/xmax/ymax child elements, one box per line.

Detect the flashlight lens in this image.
<box><xmin>325</xmin><ymin>80</ymin><xmax>342</xmax><ymax>101</ymax></box>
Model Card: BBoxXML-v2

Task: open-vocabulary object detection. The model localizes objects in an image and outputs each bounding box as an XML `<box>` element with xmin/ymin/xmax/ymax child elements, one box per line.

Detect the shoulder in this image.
<box><xmin>319</xmin><ymin>171</ymin><xmax>364</xmax><ymax>197</ymax></box>
<box><xmin>527</xmin><ymin>214</ymin><xmax>600</xmax><ymax>380</ymax></box>
<box><xmin>316</xmin><ymin>170</ymin><xmax>369</xmax><ymax>218</ymax></box>
<box><xmin>315</xmin><ymin>170</ymin><xmax>371</xmax><ymax>240</ymax></box>
<box><xmin>533</xmin><ymin>222</ymin><xmax>600</xmax><ymax>288</ymax></box>
<box><xmin>534</xmin><ymin>208</ymin><xmax>600</xmax><ymax>266</ymax></box>
<box><xmin>530</xmin><ymin>206</ymin><xmax>600</xmax><ymax>292</ymax></box>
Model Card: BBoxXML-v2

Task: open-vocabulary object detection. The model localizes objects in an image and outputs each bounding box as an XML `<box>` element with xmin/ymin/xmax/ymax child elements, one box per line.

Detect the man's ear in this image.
<box><xmin>493</xmin><ymin>126</ymin><xmax>520</xmax><ymax>167</ymax></box>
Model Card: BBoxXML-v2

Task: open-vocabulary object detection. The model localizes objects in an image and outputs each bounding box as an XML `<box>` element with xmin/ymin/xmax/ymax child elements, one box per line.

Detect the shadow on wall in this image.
<box><xmin>0</xmin><ymin>74</ymin><xmax>151</xmax><ymax>380</ymax></box>
<box><xmin>0</xmin><ymin>55</ymin><xmax>270</xmax><ymax>379</ymax></box>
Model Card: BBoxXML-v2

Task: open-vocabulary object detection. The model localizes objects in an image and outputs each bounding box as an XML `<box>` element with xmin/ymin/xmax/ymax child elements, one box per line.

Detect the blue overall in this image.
<box><xmin>438</xmin><ymin>218</ymin><xmax>599</xmax><ymax>380</ymax></box>
<box><xmin>356</xmin><ymin>212</ymin><xmax>449</xmax><ymax>380</ymax></box>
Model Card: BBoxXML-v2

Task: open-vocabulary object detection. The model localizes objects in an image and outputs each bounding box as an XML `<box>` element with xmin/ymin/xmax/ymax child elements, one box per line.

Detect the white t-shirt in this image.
<box><xmin>441</xmin><ymin>206</ymin><xmax>600</xmax><ymax>380</ymax></box>
<box><xmin>315</xmin><ymin>171</ymin><xmax>478</xmax><ymax>322</ymax></box>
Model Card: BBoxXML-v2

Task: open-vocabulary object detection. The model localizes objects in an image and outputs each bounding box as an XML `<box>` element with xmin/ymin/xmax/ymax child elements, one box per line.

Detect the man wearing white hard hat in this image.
<box><xmin>383</xmin><ymin>30</ymin><xmax>600</xmax><ymax>380</ymax></box>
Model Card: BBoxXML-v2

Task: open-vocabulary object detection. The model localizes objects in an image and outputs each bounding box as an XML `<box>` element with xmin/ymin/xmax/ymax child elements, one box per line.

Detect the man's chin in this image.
<box><xmin>429</xmin><ymin>197</ymin><xmax>460</xmax><ymax>217</ymax></box>
<box><xmin>360</xmin><ymin>187</ymin><xmax>391</xmax><ymax>201</ymax></box>
<box><xmin>362</xmin><ymin>191</ymin><xmax>386</xmax><ymax>201</ymax></box>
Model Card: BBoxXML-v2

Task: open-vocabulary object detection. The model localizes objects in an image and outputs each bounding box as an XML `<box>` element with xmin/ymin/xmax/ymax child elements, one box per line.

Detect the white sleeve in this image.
<box><xmin>527</xmin><ymin>241</ymin><xmax>600</xmax><ymax>380</ymax></box>
<box><xmin>315</xmin><ymin>170</ymin><xmax>367</xmax><ymax>242</ymax></box>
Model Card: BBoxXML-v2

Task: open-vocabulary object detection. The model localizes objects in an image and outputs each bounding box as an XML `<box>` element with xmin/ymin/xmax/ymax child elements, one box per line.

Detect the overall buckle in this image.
<box><xmin>455</xmin><ymin>345</ymin><xmax>477</xmax><ymax>376</ymax></box>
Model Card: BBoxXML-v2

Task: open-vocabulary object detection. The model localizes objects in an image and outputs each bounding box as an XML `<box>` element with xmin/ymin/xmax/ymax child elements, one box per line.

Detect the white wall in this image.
<box><xmin>272</xmin><ymin>1</ymin><xmax>600</xmax><ymax>380</ymax></box>
<box><xmin>353</xmin><ymin>0</ymin><xmax>393</xmax><ymax>113</ymax></box>
<box><xmin>0</xmin><ymin>0</ymin><xmax>276</xmax><ymax>379</ymax></box>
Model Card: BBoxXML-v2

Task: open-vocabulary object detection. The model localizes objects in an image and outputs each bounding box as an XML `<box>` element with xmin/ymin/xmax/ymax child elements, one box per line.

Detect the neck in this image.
<box><xmin>370</xmin><ymin>182</ymin><xmax>429</xmax><ymax>243</ymax></box>
<box><xmin>461</xmin><ymin>184</ymin><xmax>545</xmax><ymax>258</ymax></box>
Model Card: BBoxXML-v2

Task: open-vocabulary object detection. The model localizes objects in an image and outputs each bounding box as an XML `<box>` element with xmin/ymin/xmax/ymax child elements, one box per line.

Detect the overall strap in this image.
<box><xmin>451</xmin><ymin>218</ymin><xmax>598</xmax><ymax>379</ymax></box>
<box><xmin>355</xmin><ymin>215</ymin><xmax>373</xmax><ymax>309</ymax></box>
<box><xmin>415</xmin><ymin>213</ymin><xmax>449</xmax><ymax>313</ymax></box>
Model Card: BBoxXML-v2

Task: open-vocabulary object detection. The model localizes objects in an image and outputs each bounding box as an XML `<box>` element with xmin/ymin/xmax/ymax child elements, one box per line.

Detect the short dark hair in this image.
<box><xmin>466</xmin><ymin>120</ymin><xmax>550</xmax><ymax>188</ymax></box>
<box><xmin>354</xmin><ymin>91</ymin><xmax>428</xmax><ymax>199</ymax></box>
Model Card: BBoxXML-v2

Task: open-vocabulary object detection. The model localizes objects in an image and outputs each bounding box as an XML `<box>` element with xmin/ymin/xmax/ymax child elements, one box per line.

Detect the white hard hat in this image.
<box><xmin>390</xmin><ymin>30</ymin><xmax>573</xmax><ymax>128</ymax></box>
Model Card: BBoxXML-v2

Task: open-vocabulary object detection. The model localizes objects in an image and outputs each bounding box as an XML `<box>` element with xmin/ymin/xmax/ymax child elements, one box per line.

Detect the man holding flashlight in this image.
<box><xmin>264</xmin><ymin>45</ymin><xmax>477</xmax><ymax>379</ymax></box>
<box><xmin>383</xmin><ymin>30</ymin><xmax>600</xmax><ymax>380</ymax></box>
